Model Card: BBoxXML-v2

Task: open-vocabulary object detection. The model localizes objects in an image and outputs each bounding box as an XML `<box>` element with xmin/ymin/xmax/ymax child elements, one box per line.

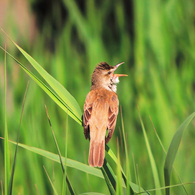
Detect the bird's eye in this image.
<box><xmin>108</xmin><ymin>71</ymin><xmax>111</xmax><ymax>75</ymax></box>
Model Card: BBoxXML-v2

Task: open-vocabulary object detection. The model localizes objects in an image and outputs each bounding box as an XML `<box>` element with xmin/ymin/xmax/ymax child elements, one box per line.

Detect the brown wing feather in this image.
<box><xmin>83</xmin><ymin>91</ymin><xmax>96</xmax><ymax>139</ymax></box>
<box><xmin>106</xmin><ymin>93</ymin><xmax>119</xmax><ymax>144</ymax></box>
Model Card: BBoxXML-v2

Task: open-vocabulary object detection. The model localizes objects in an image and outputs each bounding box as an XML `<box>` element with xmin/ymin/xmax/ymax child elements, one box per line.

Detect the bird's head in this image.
<box><xmin>91</xmin><ymin>62</ymin><xmax>127</xmax><ymax>92</ymax></box>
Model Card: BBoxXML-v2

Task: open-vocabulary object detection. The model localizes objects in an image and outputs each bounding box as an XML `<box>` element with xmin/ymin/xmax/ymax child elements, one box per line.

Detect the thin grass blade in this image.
<box><xmin>63</xmin><ymin>112</ymin><xmax>69</xmax><ymax>195</ymax></box>
<box><xmin>101</xmin><ymin>166</ymin><xmax>116</xmax><ymax>195</ymax></box>
<box><xmin>135</xmin><ymin>182</ymin><xmax>195</xmax><ymax>195</ymax></box>
<box><xmin>164</xmin><ymin>112</ymin><xmax>195</xmax><ymax>195</ymax></box>
<box><xmin>138</xmin><ymin>108</ymin><xmax>162</xmax><ymax>195</ymax></box>
<box><xmin>116</xmin><ymin>139</ymin><xmax>123</xmax><ymax>195</ymax></box>
<box><xmin>9</xmin><ymin>82</ymin><xmax>29</xmax><ymax>195</ymax></box>
<box><xmin>132</xmin><ymin>153</ymin><xmax>139</xmax><ymax>186</ymax></box>
<box><xmin>1</xmin><ymin>180</ymin><xmax>3</xmax><ymax>195</ymax></box>
<box><xmin>64</xmin><ymin>175</ymin><xmax>75</xmax><ymax>195</ymax></box>
<box><xmin>150</xmin><ymin>116</ymin><xmax>189</xmax><ymax>195</ymax></box>
<box><xmin>102</xmin><ymin>159</ymin><xmax>116</xmax><ymax>190</ymax></box>
<box><xmin>4</xmin><ymin>45</ymin><xmax>10</xmax><ymax>195</ymax></box>
<box><xmin>45</xmin><ymin>106</ymin><xmax>65</xmax><ymax>173</ymax></box>
<box><xmin>45</xmin><ymin>106</ymin><xmax>76</xmax><ymax>195</ymax></box>
<box><xmin>43</xmin><ymin>166</ymin><xmax>59</xmax><ymax>195</ymax></box>
<box><xmin>136</xmin><ymin>164</ymin><xmax>142</xmax><ymax>194</ymax></box>
<box><xmin>120</xmin><ymin>106</ymin><xmax>132</xmax><ymax>195</ymax></box>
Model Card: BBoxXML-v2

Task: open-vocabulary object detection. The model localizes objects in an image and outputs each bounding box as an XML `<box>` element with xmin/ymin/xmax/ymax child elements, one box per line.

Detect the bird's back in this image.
<box><xmin>83</xmin><ymin>88</ymin><xmax>118</xmax><ymax>167</ymax></box>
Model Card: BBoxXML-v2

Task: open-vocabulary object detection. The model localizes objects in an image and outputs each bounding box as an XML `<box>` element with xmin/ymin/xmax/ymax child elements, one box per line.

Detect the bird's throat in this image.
<box><xmin>108</xmin><ymin>83</ymin><xmax>117</xmax><ymax>93</ymax></box>
<box><xmin>91</xmin><ymin>82</ymin><xmax>117</xmax><ymax>93</ymax></box>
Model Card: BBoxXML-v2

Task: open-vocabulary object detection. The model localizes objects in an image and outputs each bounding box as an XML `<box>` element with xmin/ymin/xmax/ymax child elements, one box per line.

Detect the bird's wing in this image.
<box><xmin>106</xmin><ymin>93</ymin><xmax>119</xmax><ymax>144</ymax></box>
<box><xmin>83</xmin><ymin>90</ymin><xmax>95</xmax><ymax>139</ymax></box>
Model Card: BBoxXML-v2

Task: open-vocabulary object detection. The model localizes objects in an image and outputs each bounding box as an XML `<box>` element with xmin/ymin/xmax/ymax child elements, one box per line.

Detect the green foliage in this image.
<box><xmin>0</xmin><ymin>0</ymin><xmax>195</xmax><ymax>194</ymax></box>
<box><xmin>164</xmin><ymin>112</ymin><xmax>195</xmax><ymax>195</ymax></box>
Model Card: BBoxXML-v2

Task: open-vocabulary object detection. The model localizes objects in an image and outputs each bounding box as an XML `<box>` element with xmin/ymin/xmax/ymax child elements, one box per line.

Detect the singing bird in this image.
<box><xmin>83</xmin><ymin>62</ymin><xmax>127</xmax><ymax>167</ymax></box>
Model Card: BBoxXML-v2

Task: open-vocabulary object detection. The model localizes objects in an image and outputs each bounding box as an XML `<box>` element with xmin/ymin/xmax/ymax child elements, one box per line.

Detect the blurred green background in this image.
<box><xmin>0</xmin><ymin>0</ymin><xmax>195</xmax><ymax>194</ymax></box>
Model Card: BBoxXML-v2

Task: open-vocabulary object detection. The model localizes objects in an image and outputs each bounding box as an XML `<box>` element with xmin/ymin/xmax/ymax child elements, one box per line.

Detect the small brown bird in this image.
<box><xmin>83</xmin><ymin>62</ymin><xmax>127</xmax><ymax>167</ymax></box>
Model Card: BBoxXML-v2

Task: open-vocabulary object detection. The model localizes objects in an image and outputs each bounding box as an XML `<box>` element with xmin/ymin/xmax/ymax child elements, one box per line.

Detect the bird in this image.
<box><xmin>82</xmin><ymin>62</ymin><xmax>127</xmax><ymax>167</ymax></box>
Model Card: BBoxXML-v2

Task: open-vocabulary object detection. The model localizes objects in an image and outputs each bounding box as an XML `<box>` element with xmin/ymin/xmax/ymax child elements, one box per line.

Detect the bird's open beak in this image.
<box><xmin>114</xmin><ymin>74</ymin><xmax>128</xmax><ymax>77</ymax></box>
<box><xmin>112</xmin><ymin>62</ymin><xmax>128</xmax><ymax>77</ymax></box>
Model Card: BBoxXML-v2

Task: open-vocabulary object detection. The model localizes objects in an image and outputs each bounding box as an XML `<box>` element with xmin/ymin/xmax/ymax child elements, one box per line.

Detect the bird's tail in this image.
<box><xmin>88</xmin><ymin>139</ymin><xmax>105</xmax><ymax>167</ymax></box>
